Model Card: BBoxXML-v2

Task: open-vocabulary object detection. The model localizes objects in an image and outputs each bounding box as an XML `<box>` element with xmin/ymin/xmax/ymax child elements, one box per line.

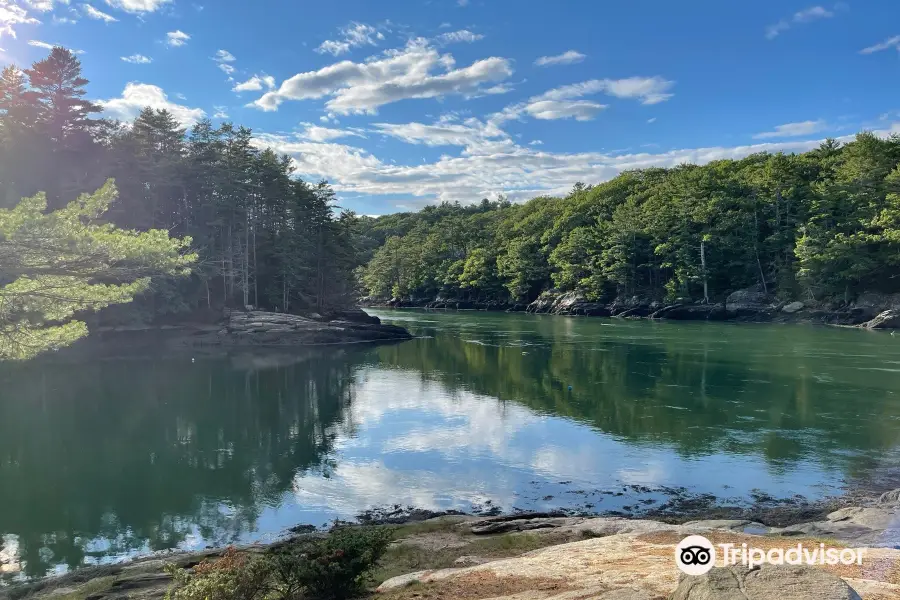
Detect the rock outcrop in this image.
<box><xmin>67</xmin><ymin>310</ymin><xmax>411</xmax><ymax>358</ymax></box>
<box><xmin>725</xmin><ymin>286</ymin><xmax>773</xmax><ymax>317</ymax></box>
<box><xmin>650</xmin><ymin>303</ymin><xmax>727</xmax><ymax>321</ymax></box>
<box><xmin>864</xmin><ymin>310</ymin><xmax>900</xmax><ymax>330</ymax></box>
<box><xmin>377</xmin><ymin>514</ymin><xmax>900</xmax><ymax>599</ymax></box>
<box><xmin>526</xmin><ymin>291</ymin><xmax>611</xmax><ymax>316</ymax></box>
<box><xmin>670</xmin><ymin>565</ymin><xmax>862</xmax><ymax>600</ymax></box>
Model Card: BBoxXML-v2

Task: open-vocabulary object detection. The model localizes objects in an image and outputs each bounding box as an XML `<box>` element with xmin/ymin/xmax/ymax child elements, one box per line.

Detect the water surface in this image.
<box><xmin>3</xmin><ymin>310</ymin><xmax>900</xmax><ymax>579</ymax></box>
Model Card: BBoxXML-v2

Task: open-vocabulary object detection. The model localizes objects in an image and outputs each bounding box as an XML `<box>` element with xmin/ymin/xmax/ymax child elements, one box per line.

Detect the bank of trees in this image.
<box><xmin>0</xmin><ymin>47</ymin><xmax>360</xmax><ymax>330</ymax></box>
<box><xmin>360</xmin><ymin>135</ymin><xmax>900</xmax><ymax>305</ymax></box>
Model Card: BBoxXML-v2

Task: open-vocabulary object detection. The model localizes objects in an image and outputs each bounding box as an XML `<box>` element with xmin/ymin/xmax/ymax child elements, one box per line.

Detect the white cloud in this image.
<box><xmin>252</xmin><ymin>118</ymin><xmax>897</xmax><ymax>207</ymax></box>
<box><xmin>525</xmin><ymin>99</ymin><xmax>606</xmax><ymax>121</ymax></box>
<box><xmin>24</xmin><ymin>0</ymin><xmax>69</xmax><ymax>11</ymax></box>
<box><xmin>212</xmin><ymin>49</ymin><xmax>235</xmax><ymax>74</ymax></box>
<box><xmin>439</xmin><ymin>22</ymin><xmax>451</xmax><ymax>28</ymax></box>
<box><xmin>82</xmin><ymin>4</ymin><xmax>116</xmax><ymax>21</ymax></box>
<box><xmin>753</xmin><ymin>119</ymin><xmax>829</xmax><ymax>139</ymax></box>
<box><xmin>212</xmin><ymin>105</ymin><xmax>228</xmax><ymax>119</ymax></box>
<box><xmin>436</xmin><ymin>29</ymin><xmax>483</xmax><ymax>44</ymax></box>
<box><xmin>529</xmin><ymin>140</ymin><xmax>543</xmax><ymax>146</ymax></box>
<box><xmin>860</xmin><ymin>35</ymin><xmax>900</xmax><ymax>54</ymax></box>
<box><xmin>103</xmin><ymin>0</ymin><xmax>170</xmax><ymax>13</ymax></box>
<box><xmin>457</xmin><ymin>0</ymin><xmax>469</xmax><ymax>6</ymax></box>
<box><xmin>121</xmin><ymin>53</ymin><xmax>151</xmax><ymax>63</ymax></box>
<box><xmin>298</xmin><ymin>122</ymin><xmax>366</xmax><ymax>142</ymax></box>
<box><xmin>166</xmin><ymin>30</ymin><xmax>189</xmax><ymax>47</ymax></box>
<box><xmin>233</xmin><ymin>74</ymin><xmax>276</xmax><ymax>92</ymax></box>
<box><xmin>494</xmin><ymin>76</ymin><xmax>672</xmax><ymax>124</ymax></box>
<box><xmin>214</xmin><ymin>49</ymin><xmax>235</xmax><ymax>62</ymax></box>
<box><xmin>766</xmin><ymin>5</ymin><xmax>834</xmax><ymax>39</ymax></box>
<box><xmin>100</xmin><ymin>82</ymin><xmax>206</xmax><ymax>127</ymax></box>
<box><xmin>373</xmin><ymin>115</ymin><xmax>508</xmax><ymax>149</ymax></box>
<box><xmin>254</xmin><ymin>38</ymin><xmax>513</xmax><ymax>114</ymax></box>
<box><xmin>0</xmin><ymin>1</ymin><xmax>41</xmax><ymax>39</ymax></box>
<box><xmin>534</xmin><ymin>50</ymin><xmax>585</xmax><ymax>67</ymax></box>
<box><xmin>28</xmin><ymin>39</ymin><xmax>83</xmax><ymax>52</ymax></box>
<box><xmin>315</xmin><ymin>22</ymin><xmax>384</xmax><ymax>56</ymax></box>
<box><xmin>647</xmin><ymin>117</ymin><xmax>657</xmax><ymax>124</ymax></box>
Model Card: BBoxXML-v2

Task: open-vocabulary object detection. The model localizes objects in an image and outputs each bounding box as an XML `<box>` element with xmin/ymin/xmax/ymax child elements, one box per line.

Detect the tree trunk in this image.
<box><xmin>700</xmin><ymin>239</ymin><xmax>709</xmax><ymax>303</ymax></box>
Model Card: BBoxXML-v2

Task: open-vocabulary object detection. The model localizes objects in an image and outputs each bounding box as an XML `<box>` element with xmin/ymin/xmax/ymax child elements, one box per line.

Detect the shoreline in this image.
<box><xmin>363</xmin><ymin>287</ymin><xmax>900</xmax><ymax>330</ymax></box>
<box><xmin>58</xmin><ymin>309</ymin><xmax>412</xmax><ymax>359</ymax></box>
<box><xmin>5</xmin><ymin>487</ymin><xmax>900</xmax><ymax>600</ymax></box>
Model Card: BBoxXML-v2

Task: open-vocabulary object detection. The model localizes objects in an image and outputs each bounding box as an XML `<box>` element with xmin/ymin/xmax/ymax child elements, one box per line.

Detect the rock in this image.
<box><xmin>782</xmin><ymin>301</ymin><xmax>805</xmax><ymax>314</ymax></box>
<box><xmin>878</xmin><ymin>488</ymin><xmax>900</xmax><ymax>505</ymax></box>
<box><xmin>864</xmin><ymin>310</ymin><xmax>900</xmax><ymax>330</ymax></box>
<box><xmin>651</xmin><ymin>304</ymin><xmax>726</xmax><ymax>321</ymax></box>
<box><xmin>453</xmin><ymin>555</ymin><xmax>488</xmax><ymax>566</ymax></box>
<box><xmin>670</xmin><ymin>565</ymin><xmax>861</xmax><ymax>600</ymax></box>
<box><xmin>725</xmin><ymin>286</ymin><xmax>773</xmax><ymax>316</ymax></box>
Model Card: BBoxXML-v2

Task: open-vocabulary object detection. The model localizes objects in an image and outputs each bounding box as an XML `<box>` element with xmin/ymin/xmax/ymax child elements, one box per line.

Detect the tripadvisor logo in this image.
<box><xmin>675</xmin><ymin>534</ymin><xmax>866</xmax><ymax>575</ymax></box>
<box><xmin>675</xmin><ymin>535</ymin><xmax>716</xmax><ymax>575</ymax></box>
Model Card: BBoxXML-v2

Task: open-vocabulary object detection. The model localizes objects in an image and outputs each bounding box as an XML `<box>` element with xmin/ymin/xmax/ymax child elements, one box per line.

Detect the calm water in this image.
<box><xmin>3</xmin><ymin>310</ymin><xmax>900</xmax><ymax>579</ymax></box>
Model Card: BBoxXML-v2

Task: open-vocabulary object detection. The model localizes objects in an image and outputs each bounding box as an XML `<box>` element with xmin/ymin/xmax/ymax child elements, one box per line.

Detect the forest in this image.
<box><xmin>359</xmin><ymin>133</ymin><xmax>900</xmax><ymax>307</ymax></box>
<box><xmin>5</xmin><ymin>46</ymin><xmax>900</xmax><ymax>333</ymax></box>
<box><xmin>0</xmin><ymin>47</ymin><xmax>363</xmax><ymax>333</ymax></box>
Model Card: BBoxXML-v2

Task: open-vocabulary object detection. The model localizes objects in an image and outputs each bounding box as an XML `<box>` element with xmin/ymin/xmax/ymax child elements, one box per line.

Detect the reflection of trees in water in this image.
<box><xmin>0</xmin><ymin>349</ymin><xmax>363</xmax><ymax>578</ymax></box>
<box><xmin>375</xmin><ymin>322</ymin><xmax>900</xmax><ymax>470</ymax></box>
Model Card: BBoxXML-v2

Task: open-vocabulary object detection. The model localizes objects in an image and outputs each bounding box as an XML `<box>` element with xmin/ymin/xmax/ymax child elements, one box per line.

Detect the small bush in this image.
<box><xmin>165</xmin><ymin>547</ymin><xmax>269</xmax><ymax>600</ymax></box>
<box><xmin>266</xmin><ymin>526</ymin><xmax>394</xmax><ymax>600</ymax></box>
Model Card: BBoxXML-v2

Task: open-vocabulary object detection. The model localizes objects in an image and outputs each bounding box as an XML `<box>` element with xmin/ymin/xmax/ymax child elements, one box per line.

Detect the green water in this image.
<box><xmin>3</xmin><ymin>310</ymin><xmax>900</xmax><ymax>579</ymax></box>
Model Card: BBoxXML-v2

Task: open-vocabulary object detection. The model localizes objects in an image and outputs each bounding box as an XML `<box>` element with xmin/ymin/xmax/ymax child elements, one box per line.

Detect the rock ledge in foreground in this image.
<box><xmin>671</xmin><ymin>565</ymin><xmax>861</xmax><ymax>600</ymax></box>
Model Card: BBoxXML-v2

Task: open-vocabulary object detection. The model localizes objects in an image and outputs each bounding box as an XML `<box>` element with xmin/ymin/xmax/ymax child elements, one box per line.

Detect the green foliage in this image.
<box><xmin>0</xmin><ymin>47</ymin><xmax>369</xmax><ymax>330</ymax></box>
<box><xmin>265</xmin><ymin>526</ymin><xmax>393</xmax><ymax>600</ymax></box>
<box><xmin>0</xmin><ymin>180</ymin><xmax>195</xmax><ymax>359</ymax></box>
<box><xmin>359</xmin><ymin>135</ymin><xmax>900</xmax><ymax>305</ymax></box>
<box><xmin>165</xmin><ymin>548</ymin><xmax>270</xmax><ymax>600</ymax></box>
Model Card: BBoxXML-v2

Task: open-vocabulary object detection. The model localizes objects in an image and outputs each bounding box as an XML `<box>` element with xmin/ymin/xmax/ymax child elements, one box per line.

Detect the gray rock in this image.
<box><xmin>670</xmin><ymin>565</ymin><xmax>861</xmax><ymax>600</ymax></box>
<box><xmin>726</xmin><ymin>286</ymin><xmax>772</xmax><ymax>315</ymax></box>
<box><xmin>864</xmin><ymin>310</ymin><xmax>900</xmax><ymax>330</ymax></box>
<box><xmin>782</xmin><ymin>301</ymin><xmax>805</xmax><ymax>314</ymax></box>
<box><xmin>878</xmin><ymin>488</ymin><xmax>900</xmax><ymax>505</ymax></box>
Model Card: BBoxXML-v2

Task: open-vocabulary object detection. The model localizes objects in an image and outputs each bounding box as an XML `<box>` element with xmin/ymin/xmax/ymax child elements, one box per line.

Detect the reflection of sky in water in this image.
<box><xmin>232</xmin><ymin>367</ymin><xmax>845</xmax><ymax>545</ymax></box>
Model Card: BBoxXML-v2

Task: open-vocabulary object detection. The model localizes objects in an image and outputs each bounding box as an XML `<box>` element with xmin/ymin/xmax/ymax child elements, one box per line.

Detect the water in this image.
<box><xmin>3</xmin><ymin>310</ymin><xmax>900</xmax><ymax>579</ymax></box>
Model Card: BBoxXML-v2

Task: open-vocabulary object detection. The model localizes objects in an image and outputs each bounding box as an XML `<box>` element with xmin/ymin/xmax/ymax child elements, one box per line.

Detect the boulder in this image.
<box><xmin>878</xmin><ymin>488</ymin><xmax>900</xmax><ymax>505</ymax></box>
<box><xmin>864</xmin><ymin>310</ymin><xmax>900</xmax><ymax>330</ymax></box>
<box><xmin>725</xmin><ymin>286</ymin><xmax>772</xmax><ymax>316</ymax></box>
<box><xmin>670</xmin><ymin>565</ymin><xmax>861</xmax><ymax>600</ymax></box>
<box><xmin>782</xmin><ymin>301</ymin><xmax>805</xmax><ymax>314</ymax></box>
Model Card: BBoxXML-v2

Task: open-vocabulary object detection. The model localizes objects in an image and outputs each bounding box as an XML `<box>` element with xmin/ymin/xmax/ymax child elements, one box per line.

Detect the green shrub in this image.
<box><xmin>165</xmin><ymin>547</ymin><xmax>269</xmax><ymax>600</ymax></box>
<box><xmin>265</xmin><ymin>526</ymin><xmax>394</xmax><ymax>600</ymax></box>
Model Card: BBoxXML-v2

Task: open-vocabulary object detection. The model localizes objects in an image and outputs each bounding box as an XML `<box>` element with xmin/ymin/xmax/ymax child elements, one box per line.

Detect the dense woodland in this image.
<box><xmin>0</xmin><ymin>47</ymin><xmax>362</xmax><ymax>327</ymax></box>
<box><xmin>359</xmin><ymin>134</ymin><xmax>900</xmax><ymax>306</ymax></box>
<box><xmin>5</xmin><ymin>47</ymin><xmax>900</xmax><ymax>331</ymax></box>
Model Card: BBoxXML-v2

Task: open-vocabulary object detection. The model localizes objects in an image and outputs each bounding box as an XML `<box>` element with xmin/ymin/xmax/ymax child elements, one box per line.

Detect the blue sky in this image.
<box><xmin>0</xmin><ymin>0</ymin><xmax>898</xmax><ymax>215</ymax></box>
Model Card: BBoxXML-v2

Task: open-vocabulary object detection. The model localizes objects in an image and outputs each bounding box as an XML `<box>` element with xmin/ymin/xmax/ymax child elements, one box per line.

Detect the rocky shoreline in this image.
<box><xmin>5</xmin><ymin>489</ymin><xmax>900</xmax><ymax>600</ymax></box>
<box><xmin>365</xmin><ymin>287</ymin><xmax>900</xmax><ymax>330</ymax></box>
<box><xmin>61</xmin><ymin>309</ymin><xmax>412</xmax><ymax>359</ymax></box>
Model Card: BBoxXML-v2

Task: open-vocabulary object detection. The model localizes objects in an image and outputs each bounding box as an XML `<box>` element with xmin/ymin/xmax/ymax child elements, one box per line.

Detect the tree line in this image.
<box><xmin>359</xmin><ymin>134</ymin><xmax>900</xmax><ymax>306</ymax></box>
<box><xmin>0</xmin><ymin>47</ymin><xmax>362</xmax><ymax>331</ymax></box>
